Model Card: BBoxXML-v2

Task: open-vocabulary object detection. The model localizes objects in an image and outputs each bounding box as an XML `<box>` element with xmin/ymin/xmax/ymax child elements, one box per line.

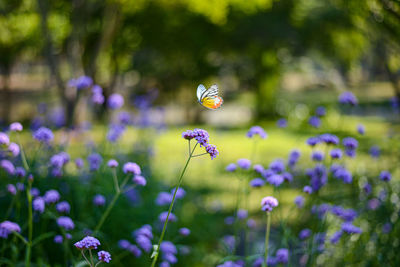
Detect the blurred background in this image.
<box><xmin>1</xmin><ymin>0</ymin><xmax>400</xmax><ymax>127</ymax></box>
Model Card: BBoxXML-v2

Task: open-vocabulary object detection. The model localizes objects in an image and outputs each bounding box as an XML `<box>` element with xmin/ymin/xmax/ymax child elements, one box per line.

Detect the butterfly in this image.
<box><xmin>197</xmin><ymin>84</ymin><xmax>223</xmax><ymax>110</ymax></box>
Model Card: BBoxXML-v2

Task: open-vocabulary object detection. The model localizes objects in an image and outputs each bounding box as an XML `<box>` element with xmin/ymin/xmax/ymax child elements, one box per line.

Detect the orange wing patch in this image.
<box><xmin>201</xmin><ymin>96</ymin><xmax>223</xmax><ymax>110</ymax></box>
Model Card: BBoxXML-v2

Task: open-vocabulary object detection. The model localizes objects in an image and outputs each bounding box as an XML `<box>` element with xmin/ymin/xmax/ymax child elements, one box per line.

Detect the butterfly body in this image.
<box><xmin>197</xmin><ymin>84</ymin><xmax>223</xmax><ymax>110</ymax></box>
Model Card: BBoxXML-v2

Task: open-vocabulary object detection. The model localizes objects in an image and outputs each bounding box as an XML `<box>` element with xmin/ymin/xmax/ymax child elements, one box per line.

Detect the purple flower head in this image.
<box><xmin>276</xmin><ymin>248</ymin><xmax>289</xmax><ymax>264</ymax></box>
<box><xmin>363</xmin><ymin>183</ymin><xmax>372</xmax><ymax>195</ymax></box>
<box><xmin>320</xmin><ymin>134</ymin><xmax>339</xmax><ymax>145</ymax></box>
<box><xmin>357</xmin><ymin>124</ymin><xmax>365</xmax><ymax>135</ymax></box>
<box><xmin>306</xmin><ymin>136</ymin><xmax>320</xmax><ymax>147</ymax></box>
<box><xmin>156</xmin><ymin>192</ymin><xmax>172</xmax><ymax>206</ymax></box>
<box><xmin>133</xmin><ymin>175</ymin><xmax>146</xmax><ymax>186</ymax></box>
<box><xmin>107</xmin><ymin>93</ymin><xmax>124</xmax><ymax>109</ymax></box>
<box><xmin>252</xmin><ymin>258</ymin><xmax>265</xmax><ymax>267</ymax></box>
<box><xmin>288</xmin><ymin>149</ymin><xmax>301</xmax><ymax>167</ymax></box>
<box><xmin>277</xmin><ymin>118</ymin><xmax>287</xmax><ymax>128</ymax></box>
<box><xmin>123</xmin><ymin>162</ymin><xmax>141</xmax><ymax>175</ymax></box>
<box><xmin>253</xmin><ymin>164</ymin><xmax>264</xmax><ymax>174</ymax></box>
<box><xmin>369</xmin><ymin>145</ymin><xmax>380</xmax><ymax>158</ymax></box>
<box><xmin>159</xmin><ymin>211</ymin><xmax>177</xmax><ymax>223</ymax></box>
<box><xmin>217</xmin><ymin>261</ymin><xmax>242</xmax><ymax>267</ymax></box>
<box><xmin>311</xmin><ymin>151</ymin><xmax>324</xmax><ymax>162</ymax></box>
<box><xmin>33</xmin><ymin>127</ymin><xmax>54</xmax><ymax>143</ymax></box>
<box><xmin>331</xmin><ymin>206</ymin><xmax>357</xmax><ymax>222</ymax></box>
<box><xmin>222</xmin><ymin>235</ymin><xmax>236</xmax><ymax>252</ymax></box>
<box><xmin>57</xmin><ymin>216</ymin><xmax>74</xmax><ymax>230</ymax></box>
<box><xmin>308</xmin><ymin>116</ymin><xmax>321</xmax><ymax>128</ymax></box>
<box><xmin>224</xmin><ymin>216</ymin><xmax>235</xmax><ymax>225</ymax></box>
<box><xmin>128</xmin><ymin>244</ymin><xmax>142</xmax><ymax>257</ymax></box>
<box><xmin>160</xmin><ymin>241</ymin><xmax>177</xmax><ymax>255</ymax></box>
<box><xmin>182</xmin><ymin>130</ymin><xmax>195</xmax><ymax>140</ymax></box>
<box><xmin>171</xmin><ymin>187</ymin><xmax>186</xmax><ymax>199</ymax></box>
<box><xmin>382</xmin><ymin>223</ymin><xmax>392</xmax><ymax>234</ymax></box>
<box><xmin>50</xmin><ymin>153</ymin><xmax>69</xmax><ymax>168</ymax></box>
<box><xmin>92</xmin><ymin>92</ymin><xmax>105</xmax><ymax>105</ymax></box>
<box><xmin>341</xmin><ymin>223</ymin><xmax>362</xmax><ymax>234</ymax></box>
<box><xmin>247</xmin><ymin>219</ymin><xmax>256</xmax><ymax>229</ymax></box>
<box><xmin>10</xmin><ymin>122</ymin><xmax>23</xmax><ymax>132</ymax></box>
<box><xmin>294</xmin><ymin>195</ymin><xmax>305</xmax><ymax>208</ymax></box>
<box><xmin>107</xmin><ymin>159</ymin><xmax>118</xmax><ymax>168</ymax></box>
<box><xmin>339</xmin><ymin>91</ymin><xmax>358</xmax><ymax>106</ymax></box>
<box><xmin>8</xmin><ymin>143</ymin><xmax>20</xmax><ymax>157</ymax></box>
<box><xmin>98</xmin><ymin>250</ymin><xmax>112</xmax><ymax>263</ymax></box>
<box><xmin>75</xmin><ymin>158</ymin><xmax>84</xmax><ymax>169</ymax></box>
<box><xmin>136</xmin><ymin>235</ymin><xmax>152</xmax><ymax>252</ymax></box>
<box><xmin>133</xmin><ymin>224</ymin><xmax>153</xmax><ymax>239</ymax></box>
<box><xmin>160</xmin><ymin>262</ymin><xmax>171</xmax><ymax>267</ymax></box>
<box><xmin>237</xmin><ymin>209</ymin><xmax>248</xmax><ymax>220</ymax></box>
<box><xmin>226</xmin><ymin>163</ymin><xmax>237</xmax><ymax>172</ymax></box>
<box><xmin>33</xmin><ymin>197</ymin><xmax>45</xmax><ymax>213</ymax></box>
<box><xmin>316</xmin><ymin>106</ymin><xmax>326</xmax><ymax>117</ymax></box>
<box><xmin>261</xmin><ymin>196</ymin><xmax>279</xmax><ymax>212</ymax></box>
<box><xmin>368</xmin><ymin>198</ymin><xmax>380</xmax><ymax>210</ymax></box>
<box><xmin>333</xmin><ymin>168</ymin><xmax>352</xmax><ymax>184</ymax></box>
<box><xmin>237</xmin><ymin>159</ymin><xmax>251</xmax><ymax>170</ymax></box>
<box><xmin>7</xmin><ymin>184</ymin><xmax>16</xmax><ymax>195</ymax></box>
<box><xmin>56</xmin><ymin>201</ymin><xmax>70</xmax><ymax>214</ymax></box>
<box><xmin>179</xmin><ymin>227</ymin><xmax>190</xmax><ymax>236</ymax></box>
<box><xmin>250</xmin><ymin>178</ymin><xmax>265</xmax><ymax>187</ymax></box>
<box><xmin>31</xmin><ymin>187</ymin><xmax>40</xmax><ymax>197</ymax></box>
<box><xmin>93</xmin><ymin>194</ymin><xmax>105</xmax><ymax>206</ymax></box>
<box><xmin>0</xmin><ymin>132</ymin><xmax>10</xmax><ymax>146</ymax></box>
<box><xmin>87</xmin><ymin>153</ymin><xmax>102</xmax><ymax>171</ymax></box>
<box><xmin>205</xmin><ymin>144</ymin><xmax>219</xmax><ymax>159</ymax></box>
<box><xmin>262</xmin><ymin>169</ymin><xmax>274</xmax><ymax>179</ymax></box>
<box><xmin>162</xmin><ymin>253</ymin><xmax>177</xmax><ymax>264</ymax></box>
<box><xmin>330</xmin><ymin>148</ymin><xmax>342</xmax><ymax>159</ymax></box>
<box><xmin>193</xmin><ymin>128</ymin><xmax>210</xmax><ymax>147</ymax></box>
<box><xmin>313</xmin><ymin>204</ymin><xmax>331</xmax><ymax>218</ymax></box>
<box><xmin>74</xmin><ymin>236</ymin><xmax>101</xmax><ymax>250</ymax></box>
<box><xmin>269</xmin><ymin>159</ymin><xmax>285</xmax><ymax>173</ymax></box>
<box><xmin>118</xmin><ymin>239</ymin><xmax>131</xmax><ymax>249</ymax></box>
<box><xmin>342</xmin><ymin>137</ymin><xmax>358</xmax><ymax>150</ymax></box>
<box><xmin>106</xmin><ymin>124</ymin><xmax>125</xmax><ymax>143</ymax></box>
<box><xmin>44</xmin><ymin>189</ymin><xmax>60</xmax><ymax>204</ymax></box>
<box><xmin>303</xmin><ymin>185</ymin><xmax>312</xmax><ymax>194</ymax></box>
<box><xmin>15</xmin><ymin>167</ymin><xmax>26</xmax><ymax>178</ymax></box>
<box><xmin>16</xmin><ymin>183</ymin><xmax>24</xmax><ymax>191</ymax></box>
<box><xmin>299</xmin><ymin>228</ymin><xmax>311</xmax><ymax>240</ymax></box>
<box><xmin>247</xmin><ymin>126</ymin><xmax>267</xmax><ymax>139</ymax></box>
<box><xmin>330</xmin><ymin>231</ymin><xmax>343</xmax><ymax>244</ymax></box>
<box><xmin>1</xmin><ymin>160</ymin><xmax>15</xmax><ymax>175</ymax></box>
<box><xmin>118</xmin><ymin>111</ymin><xmax>131</xmax><ymax>125</ymax></box>
<box><xmin>69</xmin><ymin>76</ymin><xmax>93</xmax><ymax>90</ymax></box>
<box><xmin>267</xmin><ymin>174</ymin><xmax>284</xmax><ymax>187</ymax></box>
<box><xmin>380</xmin><ymin>171</ymin><xmax>391</xmax><ymax>182</ymax></box>
<box><xmin>54</xmin><ymin>235</ymin><xmax>63</xmax><ymax>244</ymax></box>
<box><xmin>92</xmin><ymin>85</ymin><xmax>102</xmax><ymax>94</ymax></box>
<box><xmin>0</xmin><ymin>221</ymin><xmax>21</xmax><ymax>238</ymax></box>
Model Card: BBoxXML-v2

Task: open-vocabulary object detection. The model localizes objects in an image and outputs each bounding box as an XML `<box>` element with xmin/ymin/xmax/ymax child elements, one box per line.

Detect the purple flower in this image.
<box><xmin>56</xmin><ymin>201</ymin><xmax>70</xmax><ymax>214</ymax></box>
<box><xmin>92</xmin><ymin>92</ymin><xmax>105</xmax><ymax>105</ymax></box>
<box><xmin>0</xmin><ymin>132</ymin><xmax>10</xmax><ymax>146</ymax></box>
<box><xmin>156</xmin><ymin>192</ymin><xmax>173</xmax><ymax>205</ymax></box>
<box><xmin>277</xmin><ymin>118</ymin><xmax>287</xmax><ymax>128</ymax></box>
<box><xmin>269</xmin><ymin>159</ymin><xmax>285</xmax><ymax>173</ymax></box>
<box><xmin>123</xmin><ymin>162</ymin><xmax>141</xmax><ymax>175</ymax></box>
<box><xmin>341</xmin><ymin>223</ymin><xmax>362</xmax><ymax>234</ymax></box>
<box><xmin>44</xmin><ymin>189</ymin><xmax>60</xmax><ymax>204</ymax></box>
<box><xmin>303</xmin><ymin>185</ymin><xmax>312</xmax><ymax>194</ymax></box>
<box><xmin>106</xmin><ymin>124</ymin><xmax>126</xmax><ymax>143</ymax></box>
<box><xmin>316</xmin><ymin>106</ymin><xmax>326</xmax><ymax>117</ymax></box>
<box><xmin>74</xmin><ymin>236</ymin><xmax>101</xmax><ymax>249</ymax></box>
<box><xmin>320</xmin><ymin>133</ymin><xmax>339</xmax><ymax>145</ymax></box>
<box><xmin>87</xmin><ymin>153</ymin><xmax>102</xmax><ymax>171</ymax></box>
<box><xmin>222</xmin><ymin>235</ymin><xmax>236</xmax><ymax>251</ymax></box>
<box><xmin>107</xmin><ymin>159</ymin><xmax>118</xmax><ymax>168</ymax></box>
<box><xmin>294</xmin><ymin>196</ymin><xmax>304</xmax><ymax>208</ymax></box>
<box><xmin>368</xmin><ymin>198</ymin><xmax>380</xmax><ymax>210</ymax></box>
<box><xmin>342</xmin><ymin>137</ymin><xmax>358</xmax><ymax>150</ymax></box>
<box><xmin>253</xmin><ymin>164</ymin><xmax>264</xmax><ymax>174</ymax></box>
<box><xmin>69</xmin><ymin>76</ymin><xmax>93</xmax><ymax>90</ymax></box>
<box><xmin>93</xmin><ymin>194</ymin><xmax>106</xmax><ymax>206</ymax></box>
<box><xmin>1</xmin><ymin>160</ymin><xmax>15</xmax><ymax>175</ymax></box>
<box><xmin>33</xmin><ymin>127</ymin><xmax>54</xmax><ymax>143</ymax></box>
<box><xmin>107</xmin><ymin>93</ymin><xmax>124</xmax><ymax>109</ymax></box>
<box><xmin>133</xmin><ymin>175</ymin><xmax>146</xmax><ymax>186</ymax></box>
<box><xmin>261</xmin><ymin>196</ymin><xmax>278</xmax><ymax>212</ymax></box>
<box><xmin>159</xmin><ymin>212</ymin><xmax>177</xmax><ymax>223</ymax></box>
<box><xmin>171</xmin><ymin>188</ymin><xmax>186</xmax><ymax>199</ymax></box>
<box><xmin>179</xmin><ymin>228</ymin><xmax>190</xmax><ymax>236</ymax></box>
<box><xmin>333</xmin><ymin>168</ymin><xmax>352</xmax><ymax>184</ymax></box>
<box><xmin>57</xmin><ymin>216</ymin><xmax>74</xmax><ymax>230</ymax></box>
<box><xmin>16</xmin><ymin>183</ymin><xmax>24</xmax><ymax>191</ymax></box>
<box><xmin>98</xmin><ymin>250</ymin><xmax>112</xmax><ymax>263</ymax></box>
<box><xmin>54</xmin><ymin>235</ymin><xmax>63</xmax><ymax>244</ymax></box>
<box><xmin>118</xmin><ymin>239</ymin><xmax>131</xmax><ymax>249</ymax></box>
<box><xmin>217</xmin><ymin>261</ymin><xmax>242</xmax><ymax>267</ymax></box>
<box><xmin>225</xmin><ymin>163</ymin><xmax>237</xmax><ymax>172</ymax></box>
<box><xmin>288</xmin><ymin>149</ymin><xmax>301</xmax><ymax>167</ymax></box>
<box><xmin>133</xmin><ymin>224</ymin><xmax>153</xmax><ymax>239</ymax></box>
<box><xmin>136</xmin><ymin>235</ymin><xmax>152</xmax><ymax>252</ymax></box>
<box><xmin>247</xmin><ymin>219</ymin><xmax>256</xmax><ymax>229</ymax></box>
<box><xmin>237</xmin><ymin>209</ymin><xmax>248</xmax><ymax>220</ymax></box>
<box><xmin>162</xmin><ymin>253</ymin><xmax>177</xmax><ymax>264</ymax></box>
<box><xmin>308</xmin><ymin>116</ymin><xmax>321</xmax><ymax>128</ymax></box>
<box><xmin>299</xmin><ymin>228</ymin><xmax>311</xmax><ymax>240</ymax></box>
<box><xmin>15</xmin><ymin>167</ymin><xmax>26</xmax><ymax>177</ymax></box>
<box><xmin>379</xmin><ymin>171</ymin><xmax>391</xmax><ymax>182</ymax></box>
<box><xmin>75</xmin><ymin>158</ymin><xmax>84</xmax><ymax>169</ymax></box>
<box><xmin>30</xmin><ymin>187</ymin><xmax>40</xmax><ymax>197</ymax></box>
<box><xmin>33</xmin><ymin>197</ymin><xmax>45</xmax><ymax>213</ymax></box>
<box><xmin>276</xmin><ymin>248</ymin><xmax>289</xmax><ymax>264</ymax></box>
<box><xmin>330</xmin><ymin>148</ymin><xmax>342</xmax><ymax>159</ymax></box>
<box><xmin>266</xmin><ymin>174</ymin><xmax>284</xmax><ymax>187</ymax></box>
<box><xmin>193</xmin><ymin>128</ymin><xmax>210</xmax><ymax>147</ymax></box>
<box><xmin>160</xmin><ymin>262</ymin><xmax>171</xmax><ymax>267</ymax></box>
<box><xmin>250</xmin><ymin>178</ymin><xmax>265</xmax><ymax>187</ymax></box>
<box><xmin>7</xmin><ymin>184</ymin><xmax>16</xmax><ymax>195</ymax></box>
<box><xmin>331</xmin><ymin>206</ymin><xmax>357</xmax><ymax>222</ymax></box>
<box><xmin>339</xmin><ymin>91</ymin><xmax>358</xmax><ymax>106</ymax></box>
<box><xmin>118</xmin><ymin>111</ymin><xmax>131</xmax><ymax>125</ymax></box>
<box><xmin>0</xmin><ymin>221</ymin><xmax>21</xmax><ymax>238</ymax></box>
<box><xmin>357</xmin><ymin>124</ymin><xmax>365</xmax><ymax>135</ymax></box>
<box><xmin>182</xmin><ymin>130</ymin><xmax>196</xmax><ymax>140</ymax></box>
<box><xmin>160</xmin><ymin>241</ymin><xmax>177</xmax><ymax>255</ymax></box>
<box><xmin>369</xmin><ymin>145</ymin><xmax>380</xmax><ymax>158</ymax></box>
<box><xmin>205</xmin><ymin>144</ymin><xmax>219</xmax><ymax>159</ymax></box>
<box><xmin>128</xmin><ymin>244</ymin><xmax>142</xmax><ymax>257</ymax></box>
<box><xmin>224</xmin><ymin>216</ymin><xmax>235</xmax><ymax>225</ymax></box>
<box><xmin>8</xmin><ymin>143</ymin><xmax>20</xmax><ymax>157</ymax></box>
<box><xmin>330</xmin><ymin>231</ymin><xmax>343</xmax><ymax>244</ymax></box>
<box><xmin>237</xmin><ymin>159</ymin><xmax>251</xmax><ymax>170</ymax></box>
<box><xmin>363</xmin><ymin>183</ymin><xmax>372</xmax><ymax>195</ymax></box>
<box><xmin>306</xmin><ymin>137</ymin><xmax>320</xmax><ymax>147</ymax></box>
<box><xmin>9</xmin><ymin>122</ymin><xmax>23</xmax><ymax>132</ymax></box>
<box><xmin>382</xmin><ymin>223</ymin><xmax>392</xmax><ymax>234</ymax></box>
<box><xmin>311</xmin><ymin>151</ymin><xmax>324</xmax><ymax>162</ymax></box>
<box><xmin>247</xmin><ymin>126</ymin><xmax>267</xmax><ymax>139</ymax></box>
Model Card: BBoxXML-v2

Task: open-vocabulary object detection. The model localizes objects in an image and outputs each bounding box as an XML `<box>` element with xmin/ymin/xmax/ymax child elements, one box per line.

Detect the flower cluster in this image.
<box><xmin>261</xmin><ymin>196</ymin><xmax>279</xmax><ymax>212</ymax></box>
<box><xmin>182</xmin><ymin>128</ymin><xmax>219</xmax><ymax>159</ymax></box>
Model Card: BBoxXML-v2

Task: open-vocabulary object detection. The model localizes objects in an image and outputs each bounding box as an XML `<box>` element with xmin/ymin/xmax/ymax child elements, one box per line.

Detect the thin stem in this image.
<box><xmin>13</xmin><ymin>232</ymin><xmax>29</xmax><ymax>245</ymax></box>
<box><xmin>264</xmin><ymin>212</ymin><xmax>271</xmax><ymax>267</ymax></box>
<box><xmin>17</xmin><ymin>134</ymin><xmax>30</xmax><ymax>171</ymax></box>
<box><xmin>191</xmin><ymin>152</ymin><xmax>208</xmax><ymax>157</ymax></box>
<box><xmin>150</xmin><ymin>142</ymin><xmax>198</xmax><ymax>267</ymax></box>
<box><xmin>111</xmin><ymin>169</ymin><xmax>120</xmax><ymax>194</ymax></box>
<box><xmin>25</xmin><ymin>181</ymin><xmax>33</xmax><ymax>267</ymax></box>
<box><xmin>89</xmin><ymin>249</ymin><xmax>95</xmax><ymax>267</ymax></box>
<box><xmin>81</xmin><ymin>250</ymin><xmax>92</xmax><ymax>267</ymax></box>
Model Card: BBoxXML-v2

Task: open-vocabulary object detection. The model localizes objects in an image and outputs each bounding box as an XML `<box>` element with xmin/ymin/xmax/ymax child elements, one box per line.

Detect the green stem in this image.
<box><xmin>264</xmin><ymin>212</ymin><xmax>271</xmax><ymax>267</ymax></box>
<box><xmin>81</xmin><ymin>250</ymin><xmax>92</xmax><ymax>267</ymax></box>
<box><xmin>112</xmin><ymin>169</ymin><xmax>120</xmax><ymax>194</ymax></box>
<box><xmin>150</xmin><ymin>143</ymin><xmax>198</xmax><ymax>267</ymax></box>
<box><xmin>89</xmin><ymin>249</ymin><xmax>94</xmax><ymax>267</ymax></box>
<box><xmin>25</xmin><ymin>181</ymin><xmax>33</xmax><ymax>267</ymax></box>
<box><xmin>13</xmin><ymin>232</ymin><xmax>29</xmax><ymax>245</ymax></box>
<box><xmin>17</xmin><ymin>134</ymin><xmax>30</xmax><ymax>171</ymax></box>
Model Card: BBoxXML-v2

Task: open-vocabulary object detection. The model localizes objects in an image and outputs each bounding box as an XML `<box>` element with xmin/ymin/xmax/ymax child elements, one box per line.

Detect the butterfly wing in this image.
<box><xmin>197</xmin><ymin>84</ymin><xmax>207</xmax><ymax>101</ymax></box>
<box><xmin>201</xmin><ymin>96</ymin><xmax>224</xmax><ymax>110</ymax></box>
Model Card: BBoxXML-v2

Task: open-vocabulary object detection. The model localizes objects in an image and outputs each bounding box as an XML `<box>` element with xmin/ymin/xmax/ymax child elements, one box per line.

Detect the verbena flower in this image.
<box><xmin>93</xmin><ymin>194</ymin><xmax>106</xmax><ymax>206</ymax></box>
<box><xmin>237</xmin><ymin>159</ymin><xmax>251</xmax><ymax>170</ymax></box>
<box><xmin>15</xmin><ymin>167</ymin><xmax>26</xmax><ymax>177</ymax></box>
<box><xmin>118</xmin><ymin>111</ymin><xmax>131</xmax><ymax>125</ymax></box>
<box><xmin>288</xmin><ymin>149</ymin><xmax>301</xmax><ymax>168</ymax></box>
<box><xmin>308</xmin><ymin>116</ymin><xmax>321</xmax><ymax>128</ymax></box>
<box><xmin>107</xmin><ymin>159</ymin><xmax>118</xmax><ymax>168</ymax></box>
<box><xmin>128</xmin><ymin>244</ymin><xmax>142</xmax><ymax>257</ymax></box>
<box><xmin>319</xmin><ymin>134</ymin><xmax>339</xmax><ymax>145</ymax></box>
<box><xmin>237</xmin><ymin>209</ymin><xmax>248</xmax><ymax>220</ymax></box>
<box><xmin>368</xmin><ymin>198</ymin><xmax>380</xmax><ymax>210</ymax></box>
<box><xmin>69</xmin><ymin>76</ymin><xmax>93</xmax><ymax>90</ymax></box>
<box><xmin>247</xmin><ymin>126</ymin><xmax>267</xmax><ymax>139</ymax></box>
<box><xmin>106</xmin><ymin>124</ymin><xmax>125</xmax><ymax>143</ymax></box>
<box><xmin>0</xmin><ymin>221</ymin><xmax>21</xmax><ymax>238</ymax></box>
<box><xmin>382</xmin><ymin>223</ymin><xmax>392</xmax><ymax>234</ymax></box>
<box><xmin>156</xmin><ymin>192</ymin><xmax>173</xmax><ymax>206</ymax></box>
<box><xmin>107</xmin><ymin>93</ymin><xmax>124</xmax><ymax>109</ymax></box>
<box><xmin>118</xmin><ymin>239</ymin><xmax>131</xmax><ymax>249</ymax></box>
<box><xmin>87</xmin><ymin>153</ymin><xmax>102</xmax><ymax>171</ymax></box>
<box><xmin>1</xmin><ymin>160</ymin><xmax>15</xmax><ymax>175</ymax></box>
<box><xmin>341</xmin><ymin>223</ymin><xmax>362</xmax><ymax>234</ymax></box>
<box><xmin>224</xmin><ymin>216</ymin><xmax>235</xmax><ymax>225</ymax></box>
<box><xmin>330</xmin><ymin>230</ymin><xmax>343</xmax><ymax>244</ymax></box>
<box><xmin>222</xmin><ymin>235</ymin><xmax>235</xmax><ymax>251</ymax></box>
<box><xmin>92</xmin><ymin>91</ymin><xmax>105</xmax><ymax>105</ymax></box>
<box><xmin>269</xmin><ymin>159</ymin><xmax>285</xmax><ymax>173</ymax></box>
<box><xmin>171</xmin><ymin>188</ymin><xmax>186</xmax><ymax>199</ymax></box>
<box><xmin>253</xmin><ymin>164</ymin><xmax>264</xmax><ymax>174</ymax></box>
<box><xmin>303</xmin><ymin>185</ymin><xmax>312</xmax><ymax>194</ymax></box>
<box><xmin>342</xmin><ymin>137</ymin><xmax>358</xmax><ymax>150</ymax></box>
<box><xmin>261</xmin><ymin>196</ymin><xmax>278</xmax><ymax>212</ymax></box>
<box><xmin>294</xmin><ymin>196</ymin><xmax>304</xmax><ymax>208</ymax></box>
<box><xmin>339</xmin><ymin>91</ymin><xmax>358</xmax><ymax>106</ymax></box>
<box><xmin>33</xmin><ymin>127</ymin><xmax>54</xmax><ymax>143</ymax></box>
<box><xmin>7</xmin><ymin>184</ymin><xmax>16</xmax><ymax>195</ymax></box>
<box><xmin>179</xmin><ymin>228</ymin><xmax>190</xmax><ymax>236</ymax></box>
<box><xmin>33</xmin><ymin>197</ymin><xmax>45</xmax><ymax>213</ymax></box>
<box><xmin>363</xmin><ymin>183</ymin><xmax>372</xmax><ymax>195</ymax></box>
<box><xmin>205</xmin><ymin>144</ymin><xmax>219</xmax><ymax>159</ymax></box>
<box><xmin>267</xmin><ymin>174</ymin><xmax>284</xmax><ymax>187</ymax></box>
<box><xmin>306</xmin><ymin>137</ymin><xmax>320</xmax><ymax>147</ymax></box>
<box><xmin>16</xmin><ymin>183</ymin><xmax>24</xmax><ymax>191</ymax></box>
<box><xmin>57</xmin><ymin>216</ymin><xmax>74</xmax><ymax>230</ymax></box>
<box><xmin>276</xmin><ymin>248</ymin><xmax>289</xmax><ymax>264</ymax></box>
<box><xmin>98</xmin><ymin>250</ymin><xmax>112</xmax><ymax>263</ymax></box>
<box><xmin>9</xmin><ymin>122</ymin><xmax>23</xmax><ymax>132</ymax></box>
<box><xmin>54</xmin><ymin>235</ymin><xmax>63</xmax><ymax>244</ymax></box>
<box><xmin>0</xmin><ymin>132</ymin><xmax>10</xmax><ymax>146</ymax></box>
<box><xmin>44</xmin><ymin>189</ymin><xmax>60</xmax><ymax>204</ymax></box>
<box><xmin>330</xmin><ymin>148</ymin><xmax>343</xmax><ymax>159</ymax></box>
<box><xmin>357</xmin><ymin>124</ymin><xmax>365</xmax><ymax>135</ymax></box>
<box><xmin>331</xmin><ymin>206</ymin><xmax>357</xmax><ymax>222</ymax></box>
<box><xmin>133</xmin><ymin>175</ymin><xmax>147</xmax><ymax>186</ymax></box>
<box><xmin>193</xmin><ymin>128</ymin><xmax>210</xmax><ymax>147</ymax></box>
<box><xmin>316</xmin><ymin>106</ymin><xmax>326</xmax><ymax>117</ymax></box>
<box><xmin>299</xmin><ymin>228</ymin><xmax>311</xmax><ymax>240</ymax></box>
<box><xmin>133</xmin><ymin>225</ymin><xmax>153</xmax><ymax>239</ymax></box>
<box><xmin>56</xmin><ymin>201</ymin><xmax>71</xmax><ymax>214</ymax></box>
<box><xmin>74</xmin><ymin>236</ymin><xmax>101</xmax><ymax>250</ymax></box>
<box><xmin>75</xmin><ymin>158</ymin><xmax>84</xmax><ymax>169</ymax></box>
<box><xmin>136</xmin><ymin>235</ymin><xmax>152</xmax><ymax>252</ymax></box>
<box><xmin>159</xmin><ymin>211</ymin><xmax>177</xmax><ymax>223</ymax></box>
<box><xmin>30</xmin><ymin>188</ymin><xmax>40</xmax><ymax>197</ymax></box>
<box><xmin>217</xmin><ymin>261</ymin><xmax>242</xmax><ymax>267</ymax></box>
<box><xmin>123</xmin><ymin>162</ymin><xmax>141</xmax><ymax>175</ymax></box>
<box><xmin>379</xmin><ymin>171</ymin><xmax>391</xmax><ymax>182</ymax></box>
<box><xmin>250</xmin><ymin>178</ymin><xmax>265</xmax><ymax>187</ymax></box>
<box><xmin>225</xmin><ymin>163</ymin><xmax>237</xmax><ymax>172</ymax></box>
<box><xmin>182</xmin><ymin>130</ymin><xmax>196</xmax><ymax>140</ymax></box>
<box><xmin>247</xmin><ymin>219</ymin><xmax>256</xmax><ymax>229</ymax></box>
<box><xmin>8</xmin><ymin>143</ymin><xmax>20</xmax><ymax>157</ymax></box>
<box><xmin>311</xmin><ymin>151</ymin><xmax>324</xmax><ymax>162</ymax></box>
<box><xmin>369</xmin><ymin>145</ymin><xmax>380</xmax><ymax>158</ymax></box>
<box><xmin>277</xmin><ymin>118</ymin><xmax>287</xmax><ymax>128</ymax></box>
